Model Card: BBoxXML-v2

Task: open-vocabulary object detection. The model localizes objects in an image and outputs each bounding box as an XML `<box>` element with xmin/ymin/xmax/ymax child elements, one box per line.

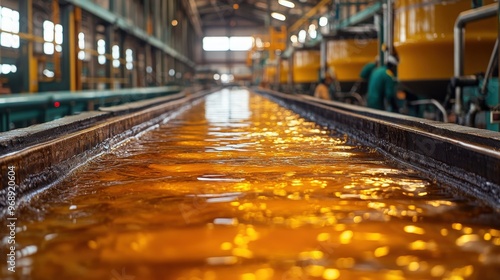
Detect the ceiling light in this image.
<box><xmin>271</xmin><ymin>12</ymin><xmax>286</xmax><ymax>21</ymax></box>
<box><xmin>319</xmin><ymin>16</ymin><xmax>328</xmax><ymax>27</ymax></box>
<box><xmin>298</xmin><ymin>30</ymin><xmax>306</xmax><ymax>43</ymax></box>
<box><xmin>171</xmin><ymin>19</ymin><xmax>178</xmax><ymax>26</ymax></box>
<box><xmin>278</xmin><ymin>0</ymin><xmax>295</xmax><ymax>8</ymax></box>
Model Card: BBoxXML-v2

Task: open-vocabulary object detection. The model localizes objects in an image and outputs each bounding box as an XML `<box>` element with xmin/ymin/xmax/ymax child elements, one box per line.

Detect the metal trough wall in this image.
<box><xmin>254</xmin><ymin>88</ymin><xmax>500</xmax><ymax>207</ymax></box>
<box><xmin>0</xmin><ymin>88</ymin><xmax>215</xmax><ymax>214</ymax></box>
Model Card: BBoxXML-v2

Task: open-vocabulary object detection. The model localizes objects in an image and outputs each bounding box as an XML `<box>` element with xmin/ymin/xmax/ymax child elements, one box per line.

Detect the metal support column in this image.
<box><xmin>288</xmin><ymin>51</ymin><xmax>295</xmax><ymax>93</ymax></box>
<box><xmin>52</xmin><ymin>0</ymin><xmax>61</xmax><ymax>81</ymax></box>
<box><xmin>167</xmin><ymin>1</ymin><xmax>174</xmax><ymax>46</ymax></box>
<box><xmin>105</xmin><ymin>24</ymin><xmax>114</xmax><ymax>89</ymax></box>
<box><xmin>163</xmin><ymin>51</ymin><xmax>168</xmax><ymax>84</ymax></box>
<box><xmin>155</xmin><ymin>49</ymin><xmax>162</xmax><ymax>85</ymax></box>
<box><xmin>144</xmin><ymin>0</ymin><xmax>150</xmax><ymax>32</ymax></box>
<box><xmin>320</xmin><ymin>39</ymin><xmax>327</xmax><ymax>78</ymax></box>
<box><xmin>266</xmin><ymin>0</ymin><xmax>271</xmax><ymax>28</ymax></box>
<box><xmin>109</xmin><ymin>0</ymin><xmax>115</xmax><ymax>12</ymax></box>
<box><xmin>182</xmin><ymin>17</ymin><xmax>188</xmax><ymax>58</ymax></box>
<box><xmin>386</xmin><ymin>0</ymin><xmax>394</xmax><ymax>56</ymax></box>
<box><xmin>145</xmin><ymin>44</ymin><xmax>151</xmax><ymax>86</ymax></box>
<box><xmin>75</xmin><ymin>7</ymin><xmax>82</xmax><ymax>90</ymax></box>
<box><xmin>375</xmin><ymin>13</ymin><xmax>385</xmax><ymax>66</ymax></box>
<box><xmin>161</xmin><ymin>0</ymin><xmax>170</xmax><ymax>42</ymax></box>
<box><xmin>119</xmin><ymin>31</ymin><xmax>126</xmax><ymax>87</ymax></box>
<box><xmin>60</xmin><ymin>3</ymin><xmax>77</xmax><ymax>91</ymax></box>
<box><xmin>18</xmin><ymin>0</ymin><xmax>34</xmax><ymax>93</ymax></box>
<box><xmin>122</xmin><ymin>0</ymin><xmax>127</xmax><ymax>21</ymax></box>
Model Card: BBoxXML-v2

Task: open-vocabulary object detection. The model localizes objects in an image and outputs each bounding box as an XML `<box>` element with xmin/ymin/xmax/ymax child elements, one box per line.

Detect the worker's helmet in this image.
<box><xmin>387</xmin><ymin>54</ymin><xmax>399</xmax><ymax>66</ymax></box>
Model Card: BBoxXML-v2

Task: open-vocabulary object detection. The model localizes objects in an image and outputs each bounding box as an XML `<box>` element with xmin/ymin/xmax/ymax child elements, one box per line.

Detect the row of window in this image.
<box><xmin>0</xmin><ymin>64</ymin><xmax>17</xmax><ymax>74</ymax></box>
<box><xmin>0</xmin><ymin>6</ymin><xmax>20</xmax><ymax>48</ymax></box>
<box><xmin>1</xmin><ymin>6</ymin><xmax>182</xmax><ymax>73</ymax></box>
<box><xmin>202</xmin><ymin>36</ymin><xmax>253</xmax><ymax>51</ymax></box>
<box><xmin>0</xmin><ymin>6</ymin><xmax>62</xmax><ymax>53</ymax></box>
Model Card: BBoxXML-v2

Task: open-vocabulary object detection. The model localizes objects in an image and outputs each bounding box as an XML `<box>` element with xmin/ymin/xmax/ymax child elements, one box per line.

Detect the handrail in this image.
<box><xmin>0</xmin><ymin>86</ymin><xmax>182</xmax><ymax>108</ymax></box>
<box><xmin>0</xmin><ymin>86</ymin><xmax>184</xmax><ymax>132</ymax></box>
<box><xmin>409</xmin><ymin>99</ymin><xmax>449</xmax><ymax>123</ymax></box>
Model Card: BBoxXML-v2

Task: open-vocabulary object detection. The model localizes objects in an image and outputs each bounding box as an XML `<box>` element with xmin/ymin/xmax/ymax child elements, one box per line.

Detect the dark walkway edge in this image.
<box><xmin>0</xmin><ymin>87</ymin><xmax>219</xmax><ymax>214</ymax></box>
<box><xmin>254</xmin><ymin>87</ymin><xmax>500</xmax><ymax>208</ymax></box>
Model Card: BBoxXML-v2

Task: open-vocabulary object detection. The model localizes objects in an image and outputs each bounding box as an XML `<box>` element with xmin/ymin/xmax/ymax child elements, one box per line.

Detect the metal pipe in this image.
<box><xmin>382</xmin><ymin>3</ymin><xmax>388</xmax><ymax>64</ymax></box>
<box><xmin>453</xmin><ymin>3</ymin><xmax>498</xmax><ymax>115</ymax></box>
<box><xmin>409</xmin><ymin>99</ymin><xmax>449</xmax><ymax>123</ymax></box>
<box><xmin>320</xmin><ymin>40</ymin><xmax>327</xmax><ymax>79</ymax></box>
<box><xmin>481</xmin><ymin>38</ymin><xmax>499</xmax><ymax>95</ymax></box>
<box><xmin>289</xmin><ymin>51</ymin><xmax>295</xmax><ymax>93</ymax></box>
<box><xmin>386</xmin><ymin>0</ymin><xmax>394</xmax><ymax>56</ymax></box>
<box><xmin>275</xmin><ymin>55</ymin><xmax>281</xmax><ymax>90</ymax></box>
<box><xmin>375</xmin><ymin>13</ymin><xmax>384</xmax><ymax>66</ymax></box>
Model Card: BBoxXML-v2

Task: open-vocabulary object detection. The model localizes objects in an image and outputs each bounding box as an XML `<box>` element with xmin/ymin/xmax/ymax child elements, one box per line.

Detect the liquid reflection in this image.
<box><xmin>4</xmin><ymin>89</ymin><xmax>500</xmax><ymax>280</ymax></box>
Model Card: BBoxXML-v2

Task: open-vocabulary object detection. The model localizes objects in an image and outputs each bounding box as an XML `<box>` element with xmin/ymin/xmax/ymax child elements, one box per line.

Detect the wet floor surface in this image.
<box><xmin>3</xmin><ymin>88</ymin><xmax>500</xmax><ymax>279</ymax></box>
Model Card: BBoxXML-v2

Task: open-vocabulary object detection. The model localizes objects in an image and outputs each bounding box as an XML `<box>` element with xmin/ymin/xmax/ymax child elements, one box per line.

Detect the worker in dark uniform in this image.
<box><xmin>359</xmin><ymin>56</ymin><xmax>379</xmax><ymax>82</ymax></box>
<box><xmin>366</xmin><ymin>54</ymin><xmax>399</xmax><ymax>112</ymax></box>
<box><xmin>349</xmin><ymin>56</ymin><xmax>379</xmax><ymax>98</ymax></box>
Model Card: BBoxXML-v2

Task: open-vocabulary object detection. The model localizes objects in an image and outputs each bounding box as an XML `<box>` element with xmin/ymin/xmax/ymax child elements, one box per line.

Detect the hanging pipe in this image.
<box><xmin>481</xmin><ymin>38</ymin><xmax>499</xmax><ymax>95</ymax></box>
<box><xmin>453</xmin><ymin>3</ymin><xmax>498</xmax><ymax>115</ymax></box>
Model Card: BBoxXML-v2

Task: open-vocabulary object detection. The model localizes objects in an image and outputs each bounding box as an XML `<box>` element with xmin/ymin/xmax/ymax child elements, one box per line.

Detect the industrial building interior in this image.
<box><xmin>1</xmin><ymin>0</ymin><xmax>500</xmax><ymax>279</ymax></box>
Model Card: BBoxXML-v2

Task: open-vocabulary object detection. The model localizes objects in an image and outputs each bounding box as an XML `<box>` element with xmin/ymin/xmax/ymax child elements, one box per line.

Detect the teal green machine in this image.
<box><xmin>451</xmin><ymin>3</ymin><xmax>500</xmax><ymax>131</ymax></box>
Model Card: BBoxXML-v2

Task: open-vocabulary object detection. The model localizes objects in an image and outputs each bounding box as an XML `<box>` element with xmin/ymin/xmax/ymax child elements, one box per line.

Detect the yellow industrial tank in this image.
<box><xmin>394</xmin><ymin>0</ymin><xmax>497</xmax><ymax>97</ymax></box>
<box><xmin>262</xmin><ymin>60</ymin><xmax>288</xmax><ymax>87</ymax></box>
<box><xmin>293</xmin><ymin>49</ymin><xmax>320</xmax><ymax>84</ymax></box>
<box><xmin>280</xmin><ymin>59</ymin><xmax>289</xmax><ymax>84</ymax></box>
<box><xmin>327</xmin><ymin>38</ymin><xmax>378</xmax><ymax>82</ymax></box>
<box><xmin>263</xmin><ymin>65</ymin><xmax>276</xmax><ymax>86</ymax></box>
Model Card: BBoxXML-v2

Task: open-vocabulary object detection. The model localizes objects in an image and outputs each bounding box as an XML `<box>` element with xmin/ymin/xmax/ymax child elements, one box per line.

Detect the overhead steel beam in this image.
<box><xmin>182</xmin><ymin>0</ymin><xmax>203</xmax><ymax>37</ymax></box>
<box><xmin>289</xmin><ymin>0</ymin><xmax>332</xmax><ymax>33</ymax></box>
<box><xmin>63</xmin><ymin>0</ymin><xmax>195</xmax><ymax>68</ymax></box>
<box><xmin>333</xmin><ymin>2</ymin><xmax>382</xmax><ymax>30</ymax></box>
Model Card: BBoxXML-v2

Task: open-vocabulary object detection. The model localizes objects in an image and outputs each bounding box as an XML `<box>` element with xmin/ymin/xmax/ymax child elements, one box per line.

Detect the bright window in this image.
<box><xmin>203</xmin><ymin>36</ymin><xmax>253</xmax><ymax>51</ymax></box>
<box><xmin>0</xmin><ymin>7</ymin><xmax>20</xmax><ymax>48</ymax></box>
<box><xmin>78</xmin><ymin>32</ymin><xmax>85</xmax><ymax>60</ymax></box>
<box><xmin>0</xmin><ymin>64</ymin><xmax>17</xmax><ymax>74</ymax></box>
<box><xmin>125</xmin><ymin>49</ymin><xmax>133</xmax><ymax>70</ymax></box>
<box><xmin>97</xmin><ymin>39</ymin><xmax>106</xmax><ymax>65</ymax></box>
<box><xmin>229</xmin><ymin>37</ymin><xmax>253</xmax><ymax>51</ymax></box>
<box><xmin>203</xmin><ymin>37</ymin><xmax>229</xmax><ymax>51</ymax></box>
<box><xmin>43</xmin><ymin>20</ymin><xmax>63</xmax><ymax>55</ymax></box>
<box><xmin>112</xmin><ymin>45</ymin><xmax>120</xmax><ymax>68</ymax></box>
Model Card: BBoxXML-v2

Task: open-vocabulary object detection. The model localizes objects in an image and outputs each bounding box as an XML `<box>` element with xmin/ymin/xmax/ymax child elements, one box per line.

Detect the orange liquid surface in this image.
<box><xmin>4</xmin><ymin>88</ymin><xmax>500</xmax><ymax>279</ymax></box>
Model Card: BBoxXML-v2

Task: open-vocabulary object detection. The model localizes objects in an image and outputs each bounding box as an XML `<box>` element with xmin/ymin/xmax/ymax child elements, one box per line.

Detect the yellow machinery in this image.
<box><xmin>327</xmin><ymin>38</ymin><xmax>378</xmax><ymax>83</ymax></box>
<box><xmin>394</xmin><ymin>0</ymin><xmax>497</xmax><ymax>98</ymax></box>
<box><xmin>293</xmin><ymin>49</ymin><xmax>320</xmax><ymax>84</ymax></box>
<box><xmin>280</xmin><ymin>59</ymin><xmax>289</xmax><ymax>84</ymax></box>
<box><xmin>248</xmin><ymin>26</ymin><xmax>288</xmax><ymax>88</ymax></box>
<box><xmin>261</xmin><ymin>49</ymin><xmax>317</xmax><ymax>92</ymax></box>
<box><xmin>262</xmin><ymin>60</ymin><xmax>288</xmax><ymax>86</ymax></box>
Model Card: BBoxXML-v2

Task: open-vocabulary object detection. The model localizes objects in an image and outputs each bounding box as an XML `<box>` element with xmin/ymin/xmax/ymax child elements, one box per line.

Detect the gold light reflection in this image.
<box><xmin>339</xmin><ymin>230</ymin><xmax>353</xmax><ymax>244</ymax></box>
<box><xmin>322</xmin><ymin>268</ymin><xmax>340</xmax><ymax>279</ymax></box>
<box><xmin>13</xmin><ymin>89</ymin><xmax>500</xmax><ymax>279</ymax></box>
<box><xmin>404</xmin><ymin>225</ymin><xmax>425</xmax><ymax>235</ymax></box>
<box><xmin>374</xmin><ymin>246</ymin><xmax>390</xmax><ymax>257</ymax></box>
